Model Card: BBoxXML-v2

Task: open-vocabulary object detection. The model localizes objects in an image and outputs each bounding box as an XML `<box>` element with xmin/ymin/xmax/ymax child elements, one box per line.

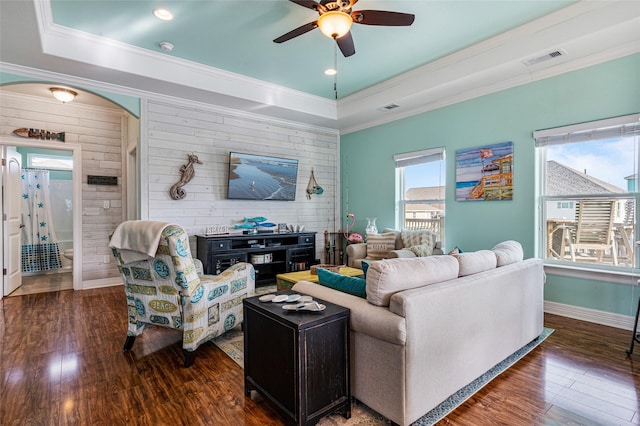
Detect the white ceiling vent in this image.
<box><xmin>522</xmin><ymin>49</ymin><xmax>567</xmax><ymax>67</ymax></box>
<box><xmin>377</xmin><ymin>103</ymin><xmax>400</xmax><ymax>112</ymax></box>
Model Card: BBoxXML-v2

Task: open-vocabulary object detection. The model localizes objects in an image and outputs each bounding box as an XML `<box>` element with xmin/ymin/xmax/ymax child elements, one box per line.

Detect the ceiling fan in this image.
<box><xmin>273</xmin><ymin>0</ymin><xmax>415</xmax><ymax>57</ymax></box>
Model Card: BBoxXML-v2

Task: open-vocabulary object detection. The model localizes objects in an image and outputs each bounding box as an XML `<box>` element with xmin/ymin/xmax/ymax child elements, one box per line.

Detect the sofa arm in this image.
<box><xmin>346</xmin><ymin>243</ymin><xmax>368</xmax><ymax>268</ymax></box>
<box><xmin>292</xmin><ymin>281</ymin><xmax>406</xmax><ymax>345</ymax></box>
<box><xmin>193</xmin><ymin>258</ymin><xmax>204</xmax><ymax>275</ymax></box>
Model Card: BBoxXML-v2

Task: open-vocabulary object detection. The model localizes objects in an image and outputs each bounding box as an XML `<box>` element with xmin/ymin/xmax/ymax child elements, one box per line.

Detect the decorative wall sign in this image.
<box><xmin>13</xmin><ymin>128</ymin><xmax>65</xmax><ymax>142</ymax></box>
<box><xmin>456</xmin><ymin>141</ymin><xmax>514</xmax><ymax>201</ymax></box>
<box><xmin>205</xmin><ymin>225</ymin><xmax>229</xmax><ymax>235</ymax></box>
<box><xmin>169</xmin><ymin>154</ymin><xmax>203</xmax><ymax>200</ymax></box>
<box><xmin>88</xmin><ymin>175</ymin><xmax>117</xmax><ymax>186</ymax></box>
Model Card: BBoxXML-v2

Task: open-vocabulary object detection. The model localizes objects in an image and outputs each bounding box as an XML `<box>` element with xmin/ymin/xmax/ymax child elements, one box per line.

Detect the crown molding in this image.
<box><xmin>33</xmin><ymin>0</ymin><xmax>336</xmax><ymax>122</ymax></box>
<box><xmin>5</xmin><ymin>0</ymin><xmax>639</xmax><ymax>135</ymax></box>
<box><xmin>0</xmin><ymin>62</ymin><xmax>340</xmax><ymax>136</ymax></box>
<box><xmin>337</xmin><ymin>1</ymin><xmax>640</xmax><ymax>134</ymax></box>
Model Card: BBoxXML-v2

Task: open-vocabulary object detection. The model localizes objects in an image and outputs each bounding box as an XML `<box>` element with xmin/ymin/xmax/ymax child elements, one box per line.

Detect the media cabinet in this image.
<box><xmin>196</xmin><ymin>232</ymin><xmax>316</xmax><ymax>286</ymax></box>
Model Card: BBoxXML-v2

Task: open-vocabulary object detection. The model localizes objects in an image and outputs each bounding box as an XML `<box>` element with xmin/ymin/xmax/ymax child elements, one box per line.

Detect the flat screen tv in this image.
<box><xmin>227</xmin><ymin>152</ymin><xmax>299</xmax><ymax>201</ymax></box>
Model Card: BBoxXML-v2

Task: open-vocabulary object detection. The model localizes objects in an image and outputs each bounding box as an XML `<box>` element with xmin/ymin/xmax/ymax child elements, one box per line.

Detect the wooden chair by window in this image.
<box><xmin>614</xmin><ymin>200</ymin><xmax>635</xmax><ymax>267</ymax></box>
<box><xmin>569</xmin><ymin>200</ymin><xmax>617</xmax><ymax>265</ymax></box>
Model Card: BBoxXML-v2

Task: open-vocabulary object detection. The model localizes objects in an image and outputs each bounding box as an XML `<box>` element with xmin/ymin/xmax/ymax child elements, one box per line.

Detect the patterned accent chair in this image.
<box><xmin>111</xmin><ymin>223</ymin><xmax>255</xmax><ymax>367</ymax></box>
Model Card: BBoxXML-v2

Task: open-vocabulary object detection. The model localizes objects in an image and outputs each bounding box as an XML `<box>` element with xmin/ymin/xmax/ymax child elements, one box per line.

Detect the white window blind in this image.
<box><xmin>394</xmin><ymin>147</ymin><xmax>445</xmax><ymax>168</ymax></box>
<box><xmin>534</xmin><ymin>113</ymin><xmax>640</xmax><ymax>146</ymax></box>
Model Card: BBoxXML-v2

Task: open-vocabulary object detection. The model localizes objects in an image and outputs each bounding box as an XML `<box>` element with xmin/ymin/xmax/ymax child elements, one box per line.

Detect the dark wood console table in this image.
<box><xmin>243</xmin><ymin>291</ymin><xmax>351</xmax><ymax>425</ymax></box>
<box><xmin>196</xmin><ymin>232</ymin><xmax>316</xmax><ymax>286</ymax></box>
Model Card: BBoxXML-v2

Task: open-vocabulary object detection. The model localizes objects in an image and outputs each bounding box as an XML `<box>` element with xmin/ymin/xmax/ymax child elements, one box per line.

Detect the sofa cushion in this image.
<box><xmin>366</xmin><ymin>256</ymin><xmax>459</xmax><ymax>306</ymax></box>
<box><xmin>317</xmin><ymin>268</ymin><xmax>367</xmax><ymax>298</ymax></box>
<box><xmin>491</xmin><ymin>240</ymin><xmax>524</xmax><ymax>266</ymax></box>
<box><xmin>407</xmin><ymin>243</ymin><xmax>433</xmax><ymax>257</ymax></box>
<box><xmin>382</xmin><ymin>228</ymin><xmax>403</xmax><ymax>250</ymax></box>
<box><xmin>452</xmin><ymin>250</ymin><xmax>497</xmax><ymax>276</ymax></box>
<box><xmin>366</xmin><ymin>233</ymin><xmax>397</xmax><ymax>260</ymax></box>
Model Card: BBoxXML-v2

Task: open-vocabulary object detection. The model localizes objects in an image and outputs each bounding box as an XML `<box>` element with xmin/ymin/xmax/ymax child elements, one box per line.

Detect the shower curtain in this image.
<box><xmin>21</xmin><ymin>169</ymin><xmax>62</xmax><ymax>272</ymax></box>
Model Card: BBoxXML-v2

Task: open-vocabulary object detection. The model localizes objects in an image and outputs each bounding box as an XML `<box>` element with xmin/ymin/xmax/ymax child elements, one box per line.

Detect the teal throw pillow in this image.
<box><xmin>360</xmin><ymin>260</ymin><xmax>370</xmax><ymax>278</ymax></box>
<box><xmin>317</xmin><ymin>268</ymin><xmax>367</xmax><ymax>298</ymax></box>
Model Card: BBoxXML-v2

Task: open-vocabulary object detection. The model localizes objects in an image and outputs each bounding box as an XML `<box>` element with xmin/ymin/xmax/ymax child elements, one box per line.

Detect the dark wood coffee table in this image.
<box><xmin>243</xmin><ymin>291</ymin><xmax>351</xmax><ymax>426</ymax></box>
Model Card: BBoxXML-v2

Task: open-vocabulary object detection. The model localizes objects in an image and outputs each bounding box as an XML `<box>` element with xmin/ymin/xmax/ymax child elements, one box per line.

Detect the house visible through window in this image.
<box><xmin>27</xmin><ymin>153</ymin><xmax>73</xmax><ymax>171</ymax></box>
<box><xmin>535</xmin><ymin>114</ymin><xmax>639</xmax><ymax>272</ymax></box>
<box><xmin>394</xmin><ymin>147</ymin><xmax>446</xmax><ymax>243</ymax></box>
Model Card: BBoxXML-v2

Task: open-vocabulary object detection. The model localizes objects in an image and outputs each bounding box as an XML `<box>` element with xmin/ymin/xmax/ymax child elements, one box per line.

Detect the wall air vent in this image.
<box><xmin>522</xmin><ymin>49</ymin><xmax>567</xmax><ymax>67</ymax></box>
<box><xmin>377</xmin><ymin>103</ymin><xmax>400</xmax><ymax>112</ymax></box>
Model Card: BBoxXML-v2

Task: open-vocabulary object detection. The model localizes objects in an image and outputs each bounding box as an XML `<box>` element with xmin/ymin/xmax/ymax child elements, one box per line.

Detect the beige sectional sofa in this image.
<box><xmin>292</xmin><ymin>241</ymin><xmax>544</xmax><ymax>426</ymax></box>
<box><xmin>346</xmin><ymin>228</ymin><xmax>444</xmax><ymax>269</ymax></box>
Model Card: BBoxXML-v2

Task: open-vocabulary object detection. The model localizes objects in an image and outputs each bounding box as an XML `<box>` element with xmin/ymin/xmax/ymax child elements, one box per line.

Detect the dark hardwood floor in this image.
<box><xmin>1</xmin><ymin>286</ymin><xmax>638</xmax><ymax>425</ymax></box>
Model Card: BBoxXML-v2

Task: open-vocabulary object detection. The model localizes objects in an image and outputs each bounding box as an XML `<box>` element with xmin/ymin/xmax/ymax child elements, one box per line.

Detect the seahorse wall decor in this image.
<box><xmin>169</xmin><ymin>154</ymin><xmax>203</xmax><ymax>200</ymax></box>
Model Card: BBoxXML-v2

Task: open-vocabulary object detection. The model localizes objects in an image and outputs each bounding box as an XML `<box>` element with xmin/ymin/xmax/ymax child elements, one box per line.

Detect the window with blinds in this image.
<box><xmin>394</xmin><ymin>147</ymin><xmax>446</xmax><ymax>242</ymax></box>
<box><xmin>534</xmin><ymin>113</ymin><xmax>640</xmax><ymax>271</ymax></box>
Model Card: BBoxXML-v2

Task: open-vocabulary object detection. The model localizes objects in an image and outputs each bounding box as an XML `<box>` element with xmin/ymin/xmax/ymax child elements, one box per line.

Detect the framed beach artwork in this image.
<box><xmin>456</xmin><ymin>141</ymin><xmax>514</xmax><ymax>201</ymax></box>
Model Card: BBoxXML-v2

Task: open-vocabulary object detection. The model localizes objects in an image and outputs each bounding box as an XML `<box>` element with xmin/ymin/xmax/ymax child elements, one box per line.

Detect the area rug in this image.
<box><xmin>213</xmin><ymin>293</ymin><xmax>553</xmax><ymax>425</ymax></box>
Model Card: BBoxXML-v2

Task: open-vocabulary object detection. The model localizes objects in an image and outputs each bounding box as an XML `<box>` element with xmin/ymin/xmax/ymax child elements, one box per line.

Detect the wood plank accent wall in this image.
<box><xmin>0</xmin><ymin>92</ymin><xmax>128</xmax><ymax>282</ymax></box>
<box><xmin>143</xmin><ymin>99</ymin><xmax>340</xmax><ymax>262</ymax></box>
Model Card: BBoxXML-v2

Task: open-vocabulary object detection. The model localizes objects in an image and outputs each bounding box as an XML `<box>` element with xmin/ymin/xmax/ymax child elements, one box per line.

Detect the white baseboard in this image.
<box><xmin>82</xmin><ymin>277</ymin><xmax>123</xmax><ymax>290</ymax></box>
<box><xmin>544</xmin><ymin>301</ymin><xmax>636</xmax><ymax>331</ymax></box>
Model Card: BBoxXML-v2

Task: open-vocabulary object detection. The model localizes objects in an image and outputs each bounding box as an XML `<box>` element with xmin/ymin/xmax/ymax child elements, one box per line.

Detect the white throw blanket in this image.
<box><xmin>109</xmin><ymin>221</ymin><xmax>173</xmax><ymax>264</ymax></box>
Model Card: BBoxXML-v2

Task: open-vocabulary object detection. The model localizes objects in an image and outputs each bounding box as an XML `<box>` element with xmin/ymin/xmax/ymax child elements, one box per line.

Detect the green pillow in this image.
<box><xmin>317</xmin><ymin>268</ymin><xmax>367</xmax><ymax>298</ymax></box>
<box><xmin>361</xmin><ymin>260</ymin><xmax>370</xmax><ymax>278</ymax></box>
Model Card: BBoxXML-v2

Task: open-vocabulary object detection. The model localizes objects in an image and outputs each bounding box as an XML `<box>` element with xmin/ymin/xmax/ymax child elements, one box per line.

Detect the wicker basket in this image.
<box><xmin>310</xmin><ymin>264</ymin><xmax>344</xmax><ymax>275</ymax></box>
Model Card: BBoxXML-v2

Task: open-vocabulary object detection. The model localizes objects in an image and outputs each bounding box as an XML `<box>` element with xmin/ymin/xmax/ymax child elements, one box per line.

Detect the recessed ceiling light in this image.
<box><xmin>153</xmin><ymin>8</ymin><xmax>173</xmax><ymax>21</ymax></box>
<box><xmin>159</xmin><ymin>41</ymin><xmax>174</xmax><ymax>52</ymax></box>
<box><xmin>324</xmin><ymin>68</ymin><xmax>337</xmax><ymax>76</ymax></box>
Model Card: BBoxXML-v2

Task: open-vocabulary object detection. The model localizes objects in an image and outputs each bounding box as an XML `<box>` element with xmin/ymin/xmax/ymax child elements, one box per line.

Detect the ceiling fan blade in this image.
<box><xmin>273</xmin><ymin>21</ymin><xmax>318</xmax><ymax>43</ymax></box>
<box><xmin>352</xmin><ymin>10</ymin><xmax>415</xmax><ymax>26</ymax></box>
<box><xmin>336</xmin><ymin>32</ymin><xmax>355</xmax><ymax>57</ymax></box>
<box><xmin>289</xmin><ymin>0</ymin><xmax>320</xmax><ymax>11</ymax></box>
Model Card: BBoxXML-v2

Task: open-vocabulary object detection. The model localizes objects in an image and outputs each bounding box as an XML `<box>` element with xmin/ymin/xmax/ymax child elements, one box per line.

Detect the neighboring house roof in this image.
<box><xmin>405</xmin><ymin>203</ymin><xmax>445</xmax><ymax>212</ymax></box>
<box><xmin>405</xmin><ymin>186</ymin><xmax>445</xmax><ymax>201</ymax></box>
<box><xmin>405</xmin><ymin>186</ymin><xmax>445</xmax><ymax>212</ymax></box>
<box><xmin>546</xmin><ymin>160</ymin><xmax>625</xmax><ymax>195</ymax></box>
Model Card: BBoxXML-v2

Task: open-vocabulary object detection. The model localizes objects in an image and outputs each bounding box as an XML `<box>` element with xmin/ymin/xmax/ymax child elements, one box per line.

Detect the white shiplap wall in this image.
<box><xmin>143</xmin><ymin>99</ymin><xmax>340</xmax><ymax>262</ymax></box>
<box><xmin>0</xmin><ymin>91</ymin><xmax>128</xmax><ymax>283</ymax></box>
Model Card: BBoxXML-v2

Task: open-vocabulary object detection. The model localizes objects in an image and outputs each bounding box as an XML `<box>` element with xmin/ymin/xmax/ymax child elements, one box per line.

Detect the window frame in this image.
<box><xmin>534</xmin><ymin>113</ymin><xmax>640</xmax><ymax>280</ymax></box>
<box><xmin>27</xmin><ymin>153</ymin><xmax>73</xmax><ymax>171</ymax></box>
<box><xmin>394</xmin><ymin>147</ymin><xmax>446</xmax><ymax>242</ymax></box>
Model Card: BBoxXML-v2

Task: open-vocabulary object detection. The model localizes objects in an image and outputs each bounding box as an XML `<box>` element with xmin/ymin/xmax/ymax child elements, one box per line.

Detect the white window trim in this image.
<box><xmin>534</xmin><ymin>114</ymin><xmax>640</xmax><ymax>281</ymax></box>
<box><xmin>27</xmin><ymin>153</ymin><xmax>73</xmax><ymax>171</ymax></box>
<box><xmin>394</xmin><ymin>147</ymin><xmax>446</xmax><ymax>231</ymax></box>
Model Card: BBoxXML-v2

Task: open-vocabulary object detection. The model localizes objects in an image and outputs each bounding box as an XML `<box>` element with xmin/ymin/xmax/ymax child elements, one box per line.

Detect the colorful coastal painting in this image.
<box><xmin>456</xmin><ymin>141</ymin><xmax>514</xmax><ymax>201</ymax></box>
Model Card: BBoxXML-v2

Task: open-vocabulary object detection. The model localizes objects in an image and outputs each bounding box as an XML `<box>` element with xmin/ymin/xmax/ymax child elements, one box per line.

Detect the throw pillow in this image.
<box><xmin>366</xmin><ymin>233</ymin><xmax>397</xmax><ymax>260</ymax></box>
<box><xmin>382</xmin><ymin>228</ymin><xmax>403</xmax><ymax>250</ymax></box>
<box><xmin>491</xmin><ymin>240</ymin><xmax>524</xmax><ymax>266</ymax></box>
<box><xmin>452</xmin><ymin>250</ymin><xmax>497</xmax><ymax>277</ymax></box>
<box><xmin>401</xmin><ymin>230</ymin><xmax>435</xmax><ymax>251</ymax></box>
<box><xmin>317</xmin><ymin>268</ymin><xmax>367</xmax><ymax>298</ymax></box>
<box><xmin>447</xmin><ymin>246</ymin><xmax>463</xmax><ymax>255</ymax></box>
<box><xmin>361</xmin><ymin>260</ymin><xmax>371</xmax><ymax>278</ymax></box>
<box><xmin>408</xmin><ymin>243</ymin><xmax>433</xmax><ymax>257</ymax></box>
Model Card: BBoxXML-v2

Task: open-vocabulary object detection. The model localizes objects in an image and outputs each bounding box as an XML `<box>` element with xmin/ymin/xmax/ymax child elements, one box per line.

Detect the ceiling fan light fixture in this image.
<box><xmin>50</xmin><ymin>88</ymin><xmax>77</xmax><ymax>103</ymax></box>
<box><xmin>317</xmin><ymin>11</ymin><xmax>353</xmax><ymax>39</ymax></box>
